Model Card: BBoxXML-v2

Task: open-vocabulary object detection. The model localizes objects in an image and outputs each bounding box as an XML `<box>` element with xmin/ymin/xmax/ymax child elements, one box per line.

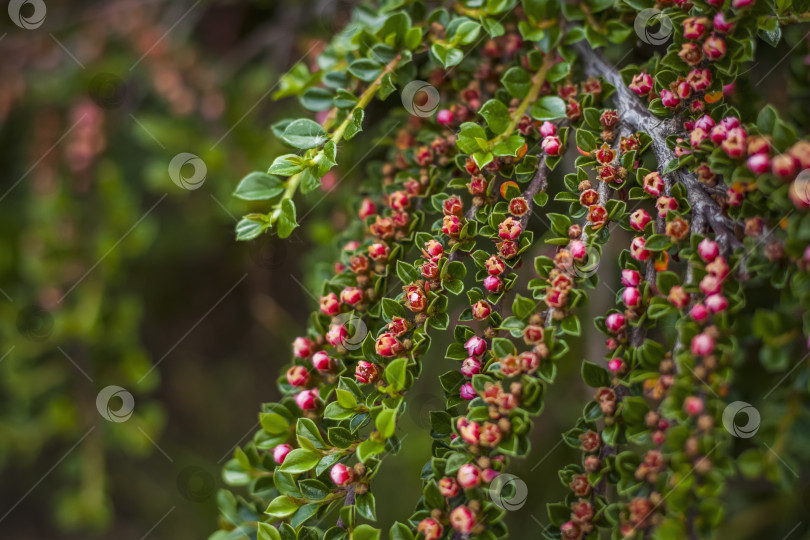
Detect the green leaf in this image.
<box><xmin>234</xmin><ymin>172</ymin><xmax>284</xmax><ymax>201</ymax></box>
<box><xmin>258</xmin><ymin>523</ymin><xmax>282</xmax><ymax>540</ymax></box>
<box><xmin>336</xmin><ymin>388</ymin><xmax>358</xmax><ymax>409</ymax></box>
<box><xmin>431</xmin><ymin>43</ymin><xmax>463</xmax><ymax>68</ymax></box>
<box><xmin>479</xmin><ymin>99</ymin><xmax>511</xmax><ymax>135</ymax></box>
<box><xmin>644</xmin><ymin>234</ymin><xmax>671</xmax><ymax>251</ymax></box>
<box><xmin>389</xmin><ymin>522</ymin><xmax>415</xmax><ymax>540</ymax></box>
<box><xmin>356</xmin><ymin>492</ymin><xmax>377</xmax><ymax>521</ymax></box>
<box><xmin>280</xmin><ymin>119</ymin><xmax>328</xmax><ymax>149</ymax></box>
<box><xmin>561</xmin><ymin>314</ymin><xmax>581</xmax><ymax>335</ymax></box>
<box><xmin>396</xmin><ymin>260</ymin><xmax>420</xmax><ymax>283</ymax></box>
<box><xmin>492</xmin><ymin>134</ymin><xmax>525</xmax><ymax>157</ymax></box>
<box><xmin>296</xmin><ymin>418</ymin><xmax>327</xmax><ymax>450</ymax></box>
<box><xmin>546</xmin><ymin>61</ymin><xmax>571</xmax><ymax>82</ymax></box>
<box><xmin>265</xmin><ymin>495</ymin><xmax>300</xmax><ymax>519</ymax></box>
<box><xmin>581</xmin><ymin>361</ymin><xmax>610</xmax><ymax>387</ymax></box>
<box><xmin>385</xmin><ymin>357</ymin><xmax>408</xmax><ymax>391</ymax></box>
<box><xmin>501</xmin><ymin>67</ymin><xmax>532</xmax><ymax>99</ymax></box>
<box><xmin>268</xmin><ymin>154</ymin><xmax>305</xmax><ymax>176</ymax></box>
<box><xmin>575</xmin><ymin>129</ymin><xmax>597</xmax><ymax>152</ymax></box>
<box><xmin>357</xmin><ymin>439</ymin><xmax>385</xmax><ymax>462</ymax></box>
<box><xmin>260</xmin><ymin>412</ymin><xmax>290</xmax><ymax>434</ymax></box>
<box><xmin>235</xmin><ymin>216</ymin><xmax>267</xmax><ymax>241</ymax></box>
<box><xmin>529</xmin><ymin>96</ymin><xmax>566</xmax><ymax>120</ymax></box>
<box><xmin>277</xmin><ymin>198</ymin><xmax>298</xmax><ymax>238</ymax></box>
<box><xmin>278</xmin><ymin>448</ymin><xmax>320</xmax><ymax>474</ymax></box>
<box><xmin>344</xmin><ymin>108</ymin><xmax>364</xmax><ymax>141</ymax></box>
<box><xmin>376</xmin><ymin>408</ymin><xmax>397</xmax><ymax>438</ymax></box>
<box><xmin>348</xmin><ymin>58</ymin><xmax>383</xmax><ymax>82</ymax></box>
<box><xmin>352</xmin><ymin>525</ymin><xmax>381</xmax><ymax>540</ymax></box>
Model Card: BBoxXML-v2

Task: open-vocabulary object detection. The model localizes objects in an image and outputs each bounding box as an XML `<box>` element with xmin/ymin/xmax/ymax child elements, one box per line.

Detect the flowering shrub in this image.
<box><xmin>214</xmin><ymin>1</ymin><xmax>810</xmax><ymax>539</ymax></box>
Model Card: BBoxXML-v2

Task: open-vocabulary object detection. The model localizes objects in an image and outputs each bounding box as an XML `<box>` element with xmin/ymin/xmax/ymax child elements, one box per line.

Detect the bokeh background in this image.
<box><xmin>2</xmin><ymin>1</ymin><xmax>810</xmax><ymax>539</ymax></box>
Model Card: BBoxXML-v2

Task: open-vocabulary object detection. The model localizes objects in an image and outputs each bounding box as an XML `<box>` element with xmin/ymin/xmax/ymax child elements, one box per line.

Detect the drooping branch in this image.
<box><xmin>575</xmin><ymin>43</ymin><xmax>742</xmax><ymax>253</ymax></box>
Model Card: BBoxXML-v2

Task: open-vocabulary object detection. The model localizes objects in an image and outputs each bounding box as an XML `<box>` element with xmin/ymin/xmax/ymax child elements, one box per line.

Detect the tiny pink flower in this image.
<box><xmin>437</xmin><ymin>109</ymin><xmax>454</xmax><ymax>125</ymax></box>
<box><xmin>484</xmin><ymin>275</ymin><xmax>502</xmax><ymax>292</ymax></box>
<box><xmin>691</xmin><ymin>303</ymin><xmax>710</xmax><ymax>322</ymax></box>
<box><xmin>621</xmin><ymin>269</ymin><xmax>641</xmax><ymax>287</ymax></box>
<box><xmin>465</xmin><ymin>336</ymin><xmax>487</xmax><ymax>357</ymax></box>
<box><xmin>705</xmin><ymin>294</ymin><xmax>728</xmax><ymax>313</ymax></box>
<box><xmin>747</xmin><ymin>153</ymin><xmax>770</xmax><ymax>174</ymax></box>
<box><xmin>294</xmin><ymin>389</ymin><xmax>319</xmax><ymax>410</ymax></box>
<box><xmin>540</xmin><ymin>121</ymin><xmax>557</xmax><ymax>137</ymax></box>
<box><xmin>273</xmin><ymin>444</ymin><xmax>293</xmax><ymax>464</ymax></box>
<box><xmin>698</xmin><ymin>238</ymin><xmax>719</xmax><ymax>262</ymax></box>
<box><xmin>312</xmin><ymin>351</ymin><xmax>332</xmax><ymax>371</ymax></box>
<box><xmin>460</xmin><ymin>383</ymin><xmax>476</xmax><ymax>400</ymax></box>
<box><xmin>457</xmin><ymin>463</ymin><xmax>481</xmax><ymax>488</ymax></box>
<box><xmin>691</xmin><ymin>332</ymin><xmax>715</xmax><ymax>356</ymax></box>
<box><xmin>606</xmin><ymin>312</ymin><xmax>626</xmax><ymax>333</ymax></box>
<box><xmin>293</xmin><ymin>337</ymin><xmax>314</xmax><ymax>358</ymax></box>
<box><xmin>286</xmin><ymin>365</ymin><xmax>310</xmax><ymax>387</ymax></box>
<box><xmin>439</xmin><ymin>477</ymin><xmax>460</xmax><ymax>498</ymax></box>
<box><xmin>330</xmin><ymin>463</ymin><xmax>354</xmax><ymax>486</ymax></box>
<box><xmin>542</xmin><ymin>135</ymin><xmax>562</xmax><ymax>156</ymax></box>
<box><xmin>622</xmin><ymin>287</ymin><xmax>642</xmax><ymax>309</ymax></box>
<box><xmin>569</xmin><ymin>240</ymin><xmax>587</xmax><ymax>260</ymax></box>
<box><xmin>630</xmin><ymin>209</ymin><xmax>651</xmax><ymax>231</ymax></box>
<box><xmin>461</xmin><ymin>357</ymin><xmax>481</xmax><ymax>377</ymax></box>
<box><xmin>630</xmin><ymin>236</ymin><xmax>651</xmax><ymax>261</ymax></box>
<box><xmin>608</xmin><ymin>358</ymin><xmax>623</xmax><ymax>373</ymax></box>
<box><xmin>684</xmin><ymin>396</ymin><xmax>704</xmax><ymax>416</ymax></box>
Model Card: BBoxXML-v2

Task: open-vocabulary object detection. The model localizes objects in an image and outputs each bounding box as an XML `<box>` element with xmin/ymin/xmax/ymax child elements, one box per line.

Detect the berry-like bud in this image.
<box><xmin>286</xmin><ymin>365</ymin><xmax>310</xmax><ymax>387</ymax></box>
<box><xmin>293</xmin><ymin>337</ymin><xmax>314</xmax><ymax>358</ymax></box>
<box><xmin>460</xmin><ymin>383</ymin><xmax>476</xmax><ymax>400</ymax></box>
<box><xmin>294</xmin><ymin>388</ymin><xmax>319</xmax><ymax>410</ymax></box>
<box><xmin>273</xmin><ymin>444</ymin><xmax>292</xmax><ymax>464</ymax></box>
<box><xmin>355</xmin><ymin>360</ymin><xmax>380</xmax><ymax>384</ymax></box>
<box><xmin>330</xmin><ymin>463</ymin><xmax>354</xmax><ymax>486</ymax></box>
<box><xmin>461</xmin><ymin>357</ymin><xmax>481</xmax><ymax>377</ymax></box>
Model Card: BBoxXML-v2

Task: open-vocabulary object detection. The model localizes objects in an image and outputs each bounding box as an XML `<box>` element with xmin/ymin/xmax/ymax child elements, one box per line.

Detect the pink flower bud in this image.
<box><xmin>358</xmin><ymin>198</ymin><xmax>377</xmax><ymax>219</ymax></box>
<box><xmin>481</xmin><ymin>468</ymin><xmax>500</xmax><ymax>483</ymax></box>
<box><xmin>643</xmin><ymin>171</ymin><xmax>665</xmax><ymax>197</ymax></box>
<box><xmin>355</xmin><ymin>360</ymin><xmax>380</xmax><ymax>384</ymax></box>
<box><xmin>606</xmin><ymin>312</ymin><xmax>626</xmax><ymax>333</ymax></box>
<box><xmin>629</xmin><ymin>73</ymin><xmax>653</xmax><ymax>96</ymax></box>
<box><xmin>608</xmin><ymin>358</ymin><xmax>623</xmax><ymax>373</ymax></box>
<box><xmin>439</xmin><ymin>477</ymin><xmax>460</xmax><ymax>497</ymax></box>
<box><xmin>691</xmin><ymin>303</ymin><xmax>709</xmax><ymax>322</ymax></box>
<box><xmin>286</xmin><ymin>365</ymin><xmax>310</xmax><ymax>387</ymax></box>
<box><xmin>631</xmin><ymin>236</ymin><xmax>651</xmax><ymax>261</ymax></box>
<box><xmin>436</xmin><ymin>109</ymin><xmax>454</xmax><ymax>125</ymax></box>
<box><xmin>340</xmin><ymin>286</ymin><xmax>364</xmax><ymax>306</ymax></box>
<box><xmin>460</xmin><ymin>383</ymin><xmax>476</xmax><ymax>400</ymax></box>
<box><xmin>542</xmin><ymin>135</ymin><xmax>562</xmax><ymax>156</ymax></box>
<box><xmin>540</xmin><ymin>121</ymin><xmax>557</xmax><ymax>137</ymax></box>
<box><xmin>630</xmin><ymin>209</ymin><xmax>651</xmax><ymax>231</ymax></box>
<box><xmin>622</xmin><ymin>287</ymin><xmax>642</xmax><ymax>309</ymax></box>
<box><xmin>703</xmin><ymin>35</ymin><xmax>727</xmax><ymax>60</ymax></box>
<box><xmin>456</xmin><ymin>417</ymin><xmax>480</xmax><ymax>445</ymax></box>
<box><xmin>423</xmin><ymin>239</ymin><xmax>444</xmax><ymax>261</ymax></box>
<box><xmin>461</xmin><ymin>357</ymin><xmax>481</xmax><ymax>377</ymax></box>
<box><xmin>368</xmin><ymin>242</ymin><xmax>390</xmax><ymax>261</ymax></box>
<box><xmin>330</xmin><ymin>463</ymin><xmax>354</xmax><ymax>486</ymax></box>
<box><xmin>472</xmin><ymin>300</ymin><xmax>492</xmax><ymax>320</ymax></box>
<box><xmin>684</xmin><ymin>396</ymin><xmax>704</xmax><ymax>416</ymax></box>
<box><xmin>326</xmin><ymin>324</ymin><xmax>348</xmax><ymax>347</ymax></box>
<box><xmin>312</xmin><ymin>351</ymin><xmax>332</xmax><ymax>371</ymax></box>
<box><xmin>772</xmin><ymin>154</ymin><xmax>797</xmax><ymax>179</ymax></box>
<box><xmin>457</xmin><ymin>463</ymin><xmax>481</xmax><ymax>488</ymax></box>
<box><xmin>417</xmin><ymin>518</ymin><xmax>444</xmax><ymax>540</ymax></box>
<box><xmin>569</xmin><ymin>240</ymin><xmax>587</xmax><ymax>260</ymax></box>
<box><xmin>273</xmin><ymin>444</ymin><xmax>293</xmax><ymax>464</ymax></box>
<box><xmin>294</xmin><ymin>389</ymin><xmax>318</xmax><ymax>410</ymax></box>
<box><xmin>464</xmin><ymin>336</ymin><xmax>487</xmax><ymax>357</ymax></box>
<box><xmin>698</xmin><ymin>238</ymin><xmax>719</xmax><ymax>262</ymax></box>
<box><xmin>293</xmin><ymin>337</ymin><xmax>314</xmax><ymax>358</ymax></box>
<box><xmin>449</xmin><ymin>505</ymin><xmax>476</xmax><ymax>534</ymax></box>
<box><xmin>700</xmin><ymin>274</ymin><xmax>723</xmax><ymax>295</ymax></box>
<box><xmin>660</xmin><ymin>89</ymin><xmax>680</xmax><ymax>108</ymax></box>
<box><xmin>691</xmin><ymin>332</ymin><xmax>715</xmax><ymax>356</ymax></box>
<box><xmin>713</xmin><ymin>12</ymin><xmax>734</xmax><ymax>33</ymax></box>
<box><xmin>668</xmin><ymin>285</ymin><xmax>690</xmax><ymax>308</ymax></box>
<box><xmin>705</xmin><ymin>294</ymin><xmax>728</xmax><ymax>313</ymax></box>
<box><xmin>484</xmin><ymin>275</ymin><xmax>502</xmax><ymax>292</ymax></box>
<box><xmin>747</xmin><ymin>153</ymin><xmax>770</xmax><ymax>174</ymax></box>
<box><xmin>621</xmin><ymin>269</ymin><xmax>641</xmax><ymax>287</ymax></box>
<box><xmin>732</xmin><ymin>0</ymin><xmax>754</xmax><ymax>7</ymax></box>
<box><xmin>695</xmin><ymin>115</ymin><xmax>716</xmax><ymax>132</ymax></box>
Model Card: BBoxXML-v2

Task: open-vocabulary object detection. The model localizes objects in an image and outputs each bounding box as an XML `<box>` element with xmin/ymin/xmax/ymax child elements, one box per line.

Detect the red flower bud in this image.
<box><xmin>355</xmin><ymin>360</ymin><xmax>380</xmax><ymax>384</ymax></box>
<box><xmin>273</xmin><ymin>444</ymin><xmax>292</xmax><ymax>464</ymax></box>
